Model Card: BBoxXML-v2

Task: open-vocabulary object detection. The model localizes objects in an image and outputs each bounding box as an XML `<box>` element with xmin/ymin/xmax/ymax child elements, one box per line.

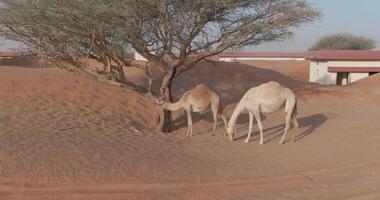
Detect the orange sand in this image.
<box><xmin>0</xmin><ymin>57</ymin><xmax>380</xmax><ymax>199</ymax></box>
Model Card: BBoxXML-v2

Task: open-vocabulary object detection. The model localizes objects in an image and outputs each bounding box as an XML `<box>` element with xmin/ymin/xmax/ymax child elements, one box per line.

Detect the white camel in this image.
<box><xmin>226</xmin><ymin>81</ymin><xmax>299</xmax><ymax>144</ymax></box>
<box><xmin>156</xmin><ymin>84</ymin><xmax>227</xmax><ymax>136</ymax></box>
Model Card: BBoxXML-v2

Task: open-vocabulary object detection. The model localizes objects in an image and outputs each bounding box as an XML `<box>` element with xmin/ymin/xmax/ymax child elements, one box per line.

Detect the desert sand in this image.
<box><xmin>0</xmin><ymin>57</ymin><xmax>380</xmax><ymax>199</ymax></box>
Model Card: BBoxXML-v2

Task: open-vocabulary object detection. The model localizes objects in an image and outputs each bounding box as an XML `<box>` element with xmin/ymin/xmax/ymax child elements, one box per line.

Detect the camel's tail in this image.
<box><xmin>291</xmin><ymin>97</ymin><xmax>299</xmax><ymax>128</ymax></box>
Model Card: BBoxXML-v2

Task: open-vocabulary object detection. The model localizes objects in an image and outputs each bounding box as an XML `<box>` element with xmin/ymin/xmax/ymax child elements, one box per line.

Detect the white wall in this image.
<box><xmin>309</xmin><ymin>61</ymin><xmax>337</xmax><ymax>85</ymax></box>
<box><xmin>219</xmin><ymin>57</ymin><xmax>305</xmax><ymax>62</ymax></box>
<box><xmin>350</xmin><ymin>73</ymin><xmax>369</xmax><ymax>82</ymax></box>
<box><xmin>134</xmin><ymin>52</ymin><xmax>147</xmax><ymax>61</ymax></box>
<box><xmin>309</xmin><ymin>60</ymin><xmax>380</xmax><ymax>85</ymax></box>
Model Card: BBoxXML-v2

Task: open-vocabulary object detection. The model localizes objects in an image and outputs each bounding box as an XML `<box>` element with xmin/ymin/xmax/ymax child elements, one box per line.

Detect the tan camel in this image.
<box><xmin>156</xmin><ymin>84</ymin><xmax>227</xmax><ymax>136</ymax></box>
<box><xmin>226</xmin><ymin>81</ymin><xmax>299</xmax><ymax>144</ymax></box>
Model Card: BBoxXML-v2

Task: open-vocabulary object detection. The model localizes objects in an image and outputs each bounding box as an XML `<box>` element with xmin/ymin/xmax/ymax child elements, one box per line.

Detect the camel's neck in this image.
<box><xmin>162</xmin><ymin>100</ymin><xmax>183</xmax><ymax>111</ymax></box>
<box><xmin>227</xmin><ymin>102</ymin><xmax>244</xmax><ymax>130</ymax></box>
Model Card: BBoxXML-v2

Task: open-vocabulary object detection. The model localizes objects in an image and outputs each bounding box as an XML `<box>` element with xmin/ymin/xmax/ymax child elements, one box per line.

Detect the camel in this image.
<box><xmin>226</xmin><ymin>81</ymin><xmax>299</xmax><ymax>144</ymax></box>
<box><xmin>155</xmin><ymin>84</ymin><xmax>227</xmax><ymax>136</ymax></box>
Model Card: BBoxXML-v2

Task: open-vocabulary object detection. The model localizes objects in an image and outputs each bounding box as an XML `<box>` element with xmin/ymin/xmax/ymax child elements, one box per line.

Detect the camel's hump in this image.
<box><xmin>259</xmin><ymin>81</ymin><xmax>282</xmax><ymax>88</ymax></box>
<box><xmin>193</xmin><ymin>84</ymin><xmax>210</xmax><ymax>91</ymax></box>
<box><xmin>266</xmin><ymin>81</ymin><xmax>281</xmax><ymax>86</ymax></box>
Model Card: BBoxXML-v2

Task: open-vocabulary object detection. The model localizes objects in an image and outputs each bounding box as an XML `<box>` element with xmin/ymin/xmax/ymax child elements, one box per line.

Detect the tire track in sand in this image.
<box><xmin>0</xmin><ymin>160</ymin><xmax>379</xmax><ymax>197</ymax></box>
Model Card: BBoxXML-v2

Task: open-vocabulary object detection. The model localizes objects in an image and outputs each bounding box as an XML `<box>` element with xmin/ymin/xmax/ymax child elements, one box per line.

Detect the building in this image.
<box><xmin>219</xmin><ymin>51</ymin><xmax>306</xmax><ymax>62</ymax></box>
<box><xmin>219</xmin><ymin>50</ymin><xmax>380</xmax><ymax>86</ymax></box>
<box><xmin>307</xmin><ymin>50</ymin><xmax>380</xmax><ymax>85</ymax></box>
<box><xmin>135</xmin><ymin>50</ymin><xmax>380</xmax><ymax>86</ymax></box>
<box><xmin>134</xmin><ymin>52</ymin><xmax>148</xmax><ymax>61</ymax></box>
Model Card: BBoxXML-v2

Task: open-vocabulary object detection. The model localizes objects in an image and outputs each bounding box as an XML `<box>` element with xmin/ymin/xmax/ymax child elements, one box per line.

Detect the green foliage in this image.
<box><xmin>310</xmin><ymin>33</ymin><xmax>376</xmax><ymax>50</ymax></box>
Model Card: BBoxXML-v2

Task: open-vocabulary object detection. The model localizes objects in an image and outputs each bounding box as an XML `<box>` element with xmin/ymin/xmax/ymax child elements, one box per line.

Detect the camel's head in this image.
<box><xmin>226</xmin><ymin>125</ymin><xmax>234</xmax><ymax>141</ymax></box>
<box><xmin>155</xmin><ymin>97</ymin><xmax>165</xmax><ymax>105</ymax></box>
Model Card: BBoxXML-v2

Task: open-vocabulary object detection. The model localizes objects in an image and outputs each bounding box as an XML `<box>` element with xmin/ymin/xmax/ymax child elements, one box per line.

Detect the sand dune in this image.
<box><xmin>238</xmin><ymin>60</ymin><xmax>310</xmax><ymax>81</ymax></box>
<box><xmin>1</xmin><ymin>59</ymin><xmax>380</xmax><ymax>199</ymax></box>
<box><xmin>352</xmin><ymin>73</ymin><xmax>380</xmax><ymax>87</ymax></box>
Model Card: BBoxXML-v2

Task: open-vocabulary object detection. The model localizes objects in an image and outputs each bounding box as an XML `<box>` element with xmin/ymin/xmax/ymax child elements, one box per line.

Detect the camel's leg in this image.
<box><xmin>292</xmin><ymin>117</ymin><xmax>299</xmax><ymax>129</ymax></box>
<box><xmin>211</xmin><ymin>103</ymin><xmax>218</xmax><ymax>133</ymax></box>
<box><xmin>254</xmin><ymin>111</ymin><xmax>264</xmax><ymax>144</ymax></box>
<box><xmin>292</xmin><ymin>117</ymin><xmax>299</xmax><ymax>142</ymax></box>
<box><xmin>221</xmin><ymin>114</ymin><xmax>228</xmax><ymax>136</ymax></box>
<box><xmin>292</xmin><ymin>116</ymin><xmax>299</xmax><ymax>143</ymax></box>
<box><xmin>244</xmin><ymin>112</ymin><xmax>254</xmax><ymax>143</ymax></box>
<box><xmin>280</xmin><ymin>113</ymin><xmax>291</xmax><ymax>144</ymax></box>
<box><xmin>186</xmin><ymin>109</ymin><xmax>193</xmax><ymax>136</ymax></box>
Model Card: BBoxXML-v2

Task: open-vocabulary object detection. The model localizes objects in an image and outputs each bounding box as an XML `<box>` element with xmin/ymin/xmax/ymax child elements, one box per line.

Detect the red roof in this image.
<box><xmin>219</xmin><ymin>51</ymin><xmax>305</xmax><ymax>58</ymax></box>
<box><xmin>328</xmin><ymin>67</ymin><xmax>380</xmax><ymax>72</ymax></box>
<box><xmin>219</xmin><ymin>50</ymin><xmax>380</xmax><ymax>61</ymax></box>
<box><xmin>306</xmin><ymin>50</ymin><xmax>380</xmax><ymax>61</ymax></box>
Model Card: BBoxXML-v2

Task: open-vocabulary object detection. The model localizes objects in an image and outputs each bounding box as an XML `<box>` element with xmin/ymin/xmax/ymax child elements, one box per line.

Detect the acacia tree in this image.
<box><xmin>310</xmin><ymin>33</ymin><xmax>376</xmax><ymax>50</ymax></box>
<box><xmin>0</xmin><ymin>0</ymin><xmax>134</xmax><ymax>82</ymax></box>
<box><xmin>115</xmin><ymin>0</ymin><xmax>320</xmax><ymax>131</ymax></box>
<box><xmin>0</xmin><ymin>0</ymin><xmax>320</xmax><ymax>132</ymax></box>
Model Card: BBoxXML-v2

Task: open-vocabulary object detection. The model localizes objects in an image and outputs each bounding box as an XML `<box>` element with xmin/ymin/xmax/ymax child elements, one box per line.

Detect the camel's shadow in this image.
<box><xmin>233</xmin><ymin>113</ymin><xmax>327</xmax><ymax>143</ymax></box>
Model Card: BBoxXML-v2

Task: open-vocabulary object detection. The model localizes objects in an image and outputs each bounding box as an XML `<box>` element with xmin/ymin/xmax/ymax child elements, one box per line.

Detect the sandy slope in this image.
<box><xmin>238</xmin><ymin>60</ymin><xmax>310</xmax><ymax>81</ymax></box>
<box><xmin>0</xmin><ymin>59</ymin><xmax>380</xmax><ymax>199</ymax></box>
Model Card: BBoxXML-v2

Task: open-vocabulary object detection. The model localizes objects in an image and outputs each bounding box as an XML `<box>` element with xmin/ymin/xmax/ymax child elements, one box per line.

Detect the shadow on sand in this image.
<box><xmin>170</xmin><ymin>111</ymin><xmax>225</xmax><ymax>135</ymax></box>
<box><xmin>0</xmin><ymin>56</ymin><xmax>51</xmax><ymax>68</ymax></box>
<box><xmin>233</xmin><ymin>113</ymin><xmax>327</xmax><ymax>143</ymax></box>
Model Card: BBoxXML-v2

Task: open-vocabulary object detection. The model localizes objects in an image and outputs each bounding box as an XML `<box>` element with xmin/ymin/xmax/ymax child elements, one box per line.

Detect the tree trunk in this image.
<box><xmin>145</xmin><ymin>63</ymin><xmax>154</xmax><ymax>95</ymax></box>
<box><xmin>108</xmin><ymin>63</ymin><xmax>126</xmax><ymax>83</ymax></box>
<box><xmin>106</xmin><ymin>56</ymin><xmax>111</xmax><ymax>72</ymax></box>
<box><xmin>116</xmin><ymin>65</ymin><xmax>127</xmax><ymax>83</ymax></box>
<box><xmin>157</xmin><ymin>68</ymin><xmax>176</xmax><ymax>132</ymax></box>
<box><xmin>98</xmin><ymin>56</ymin><xmax>111</xmax><ymax>74</ymax></box>
<box><xmin>147</xmin><ymin>77</ymin><xmax>153</xmax><ymax>95</ymax></box>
